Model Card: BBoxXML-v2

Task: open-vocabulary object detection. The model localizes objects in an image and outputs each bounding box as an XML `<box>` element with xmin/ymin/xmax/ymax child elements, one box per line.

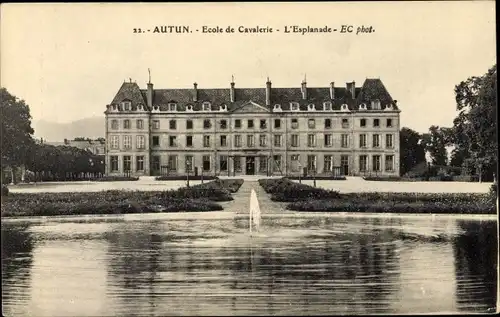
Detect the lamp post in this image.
<box><xmin>298</xmin><ymin>162</ymin><xmax>302</xmax><ymax>184</ymax></box>
<box><xmin>186</xmin><ymin>160</ymin><xmax>191</xmax><ymax>188</ymax></box>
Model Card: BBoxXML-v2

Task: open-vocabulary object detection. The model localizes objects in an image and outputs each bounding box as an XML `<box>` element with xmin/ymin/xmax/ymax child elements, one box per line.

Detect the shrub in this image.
<box><xmin>489</xmin><ymin>183</ymin><xmax>498</xmax><ymax>203</ymax></box>
<box><xmin>1</xmin><ymin>185</ymin><xmax>9</xmax><ymax>196</ymax></box>
<box><xmin>287</xmin><ymin>176</ymin><xmax>347</xmax><ymax>181</ymax></box>
<box><xmin>191</xmin><ymin>179</ymin><xmax>244</xmax><ymax>193</ymax></box>
<box><xmin>258</xmin><ymin>178</ymin><xmax>340</xmax><ymax>202</ymax></box>
<box><xmin>155</xmin><ymin>175</ymin><xmax>217</xmax><ymax>181</ymax></box>
<box><xmin>95</xmin><ymin>176</ymin><xmax>139</xmax><ymax>182</ymax></box>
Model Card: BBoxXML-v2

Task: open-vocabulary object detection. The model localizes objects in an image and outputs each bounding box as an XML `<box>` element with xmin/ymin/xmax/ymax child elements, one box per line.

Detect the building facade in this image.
<box><xmin>104</xmin><ymin>78</ymin><xmax>401</xmax><ymax>177</ymax></box>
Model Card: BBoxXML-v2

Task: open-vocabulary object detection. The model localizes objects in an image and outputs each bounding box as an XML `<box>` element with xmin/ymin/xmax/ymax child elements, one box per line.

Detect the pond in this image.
<box><xmin>1</xmin><ymin>213</ymin><xmax>497</xmax><ymax>316</ymax></box>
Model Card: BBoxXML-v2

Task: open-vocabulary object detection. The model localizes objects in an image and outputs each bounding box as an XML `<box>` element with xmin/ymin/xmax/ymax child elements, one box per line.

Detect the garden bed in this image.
<box><xmin>155</xmin><ymin>175</ymin><xmax>217</xmax><ymax>181</ymax></box>
<box><xmin>363</xmin><ymin>175</ymin><xmax>480</xmax><ymax>182</ymax></box>
<box><xmin>258</xmin><ymin>178</ymin><xmax>340</xmax><ymax>202</ymax></box>
<box><xmin>287</xmin><ymin>176</ymin><xmax>346</xmax><ymax>181</ymax></box>
<box><xmin>0</xmin><ymin>179</ymin><xmax>244</xmax><ymax>217</ymax></box>
<box><xmin>94</xmin><ymin>176</ymin><xmax>139</xmax><ymax>182</ymax></box>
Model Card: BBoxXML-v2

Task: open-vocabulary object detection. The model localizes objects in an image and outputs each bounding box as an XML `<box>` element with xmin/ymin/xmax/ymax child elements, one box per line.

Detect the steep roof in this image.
<box><xmin>107</xmin><ymin>78</ymin><xmax>398</xmax><ymax>112</ymax></box>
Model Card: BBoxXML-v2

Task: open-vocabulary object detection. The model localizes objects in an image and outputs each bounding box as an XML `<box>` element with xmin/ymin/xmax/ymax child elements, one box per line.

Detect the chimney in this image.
<box><xmin>301</xmin><ymin>80</ymin><xmax>307</xmax><ymax>100</ymax></box>
<box><xmin>230</xmin><ymin>81</ymin><xmax>235</xmax><ymax>102</ymax></box>
<box><xmin>346</xmin><ymin>81</ymin><xmax>356</xmax><ymax>99</ymax></box>
<box><xmin>266</xmin><ymin>77</ymin><xmax>272</xmax><ymax>106</ymax></box>
<box><xmin>193</xmin><ymin>83</ymin><xmax>198</xmax><ymax>102</ymax></box>
<box><xmin>147</xmin><ymin>82</ymin><xmax>154</xmax><ymax>108</ymax></box>
<box><xmin>329</xmin><ymin>82</ymin><xmax>335</xmax><ymax>99</ymax></box>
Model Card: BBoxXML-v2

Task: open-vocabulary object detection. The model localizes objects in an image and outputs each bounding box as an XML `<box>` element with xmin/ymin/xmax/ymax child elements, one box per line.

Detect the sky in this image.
<box><xmin>1</xmin><ymin>2</ymin><xmax>496</xmax><ymax>133</ymax></box>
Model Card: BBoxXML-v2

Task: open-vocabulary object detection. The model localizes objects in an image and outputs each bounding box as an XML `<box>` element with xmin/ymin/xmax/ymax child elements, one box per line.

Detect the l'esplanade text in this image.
<box><xmin>201</xmin><ymin>25</ymin><xmax>335</xmax><ymax>34</ymax></box>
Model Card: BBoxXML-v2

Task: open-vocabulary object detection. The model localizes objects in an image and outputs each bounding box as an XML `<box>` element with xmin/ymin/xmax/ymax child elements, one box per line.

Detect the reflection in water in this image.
<box><xmin>1</xmin><ymin>215</ymin><xmax>497</xmax><ymax>316</ymax></box>
<box><xmin>453</xmin><ymin>220</ymin><xmax>497</xmax><ymax>312</ymax></box>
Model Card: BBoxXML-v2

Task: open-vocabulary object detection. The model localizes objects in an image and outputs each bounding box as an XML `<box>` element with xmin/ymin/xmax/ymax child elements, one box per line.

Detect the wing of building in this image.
<box><xmin>104</xmin><ymin>78</ymin><xmax>400</xmax><ymax>177</ymax></box>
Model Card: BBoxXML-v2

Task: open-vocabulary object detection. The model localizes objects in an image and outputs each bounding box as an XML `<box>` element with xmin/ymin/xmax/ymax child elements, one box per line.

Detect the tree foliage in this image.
<box><xmin>1</xmin><ymin>88</ymin><xmax>35</xmax><ymax>168</ymax></box>
<box><xmin>423</xmin><ymin>125</ymin><xmax>450</xmax><ymax>166</ymax></box>
<box><xmin>399</xmin><ymin>127</ymin><xmax>427</xmax><ymax>175</ymax></box>
<box><xmin>452</xmin><ymin>64</ymin><xmax>497</xmax><ymax>180</ymax></box>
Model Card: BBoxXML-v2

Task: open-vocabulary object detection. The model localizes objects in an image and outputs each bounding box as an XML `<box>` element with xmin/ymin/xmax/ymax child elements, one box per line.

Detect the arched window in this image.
<box><xmin>307</xmin><ymin>104</ymin><xmax>315</xmax><ymax>111</ymax></box>
<box><xmin>186</xmin><ymin>104</ymin><xmax>193</xmax><ymax>111</ymax></box>
<box><xmin>359</xmin><ymin>103</ymin><xmax>367</xmax><ymax>110</ymax></box>
<box><xmin>341</xmin><ymin>104</ymin><xmax>349</xmax><ymax>111</ymax></box>
<box><xmin>274</xmin><ymin>104</ymin><xmax>282</xmax><ymax>111</ymax></box>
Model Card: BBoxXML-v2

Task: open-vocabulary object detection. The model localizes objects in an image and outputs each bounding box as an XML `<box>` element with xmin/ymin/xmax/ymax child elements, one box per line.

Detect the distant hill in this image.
<box><xmin>33</xmin><ymin>116</ymin><xmax>105</xmax><ymax>142</ymax></box>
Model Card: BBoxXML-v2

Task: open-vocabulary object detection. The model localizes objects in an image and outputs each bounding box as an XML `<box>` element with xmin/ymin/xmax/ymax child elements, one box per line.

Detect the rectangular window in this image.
<box><xmin>203</xmin><ymin>103</ymin><xmax>211</xmax><ymax>111</ymax></box>
<box><xmin>307</xmin><ymin>155</ymin><xmax>317</xmax><ymax>173</ymax></box>
<box><xmin>136</xmin><ymin>135</ymin><xmax>145</xmax><ymax>149</ymax></box>
<box><xmin>273</xmin><ymin>155</ymin><xmax>282</xmax><ymax>172</ymax></box>
<box><xmin>124</xmin><ymin>120</ymin><xmax>131</xmax><ymax>129</ymax></box>
<box><xmin>324</xmin><ymin>134</ymin><xmax>332</xmax><ymax>147</ymax></box>
<box><xmin>111</xmin><ymin>120</ymin><xmax>118</xmax><ymax>130</ymax></box>
<box><xmin>220</xmin><ymin>135</ymin><xmax>227</xmax><ymax>147</ymax></box>
<box><xmin>291</xmin><ymin>118</ymin><xmax>298</xmax><ymax>129</ymax></box>
<box><xmin>234</xmin><ymin>135</ymin><xmax>242</xmax><ymax>147</ymax></box>
<box><xmin>308</xmin><ymin>119</ymin><xmax>316</xmax><ymax>129</ymax></box>
<box><xmin>291</xmin><ymin>155</ymin><xmax>300</xmax><ymax>172</ymax></box>
<box><xmin>291</xmin><ymin>134</ymin><xmax>299</xmax><ymax>147</ymax></box>
<box><xmin>247</xmin><ymin>135</ymin><xmax>254</xmax><ymax>147</ymax></box>
<box><xmin>324</xmin><ymin>102</ymin><xmax>332</xmax><ymax>111</ymax></box>
<box><xmin>259</xmin><ymin>156</ymin><xmax>268</xmax><ymax>172</ymax></box>
<box><xmin>291</xmin><ymin>102</ymin><xmax>299</xmax><ymax>111</ymax></box>
<box><xmin>359</xmin><ymin>155</ymin><xmax>368</xmax><ymax>172</ymax></box>
<box><xmin>136</xmin><ymin>119</ymin><xmax>144</xmax><ymax>129</ymax></box>
<box><xmin>385</xmin><ymin>155</ymin><xmax>394</xmax><ymax>171</ymax></box>
<box><xmin>359</xmin><ymin>134</ymin><xmax>367</xmax><ymax>148</ymax></box>
<box><xmin>325</xmin><ymin>119</ymin><xmax>332</xmax><ymax>129</ymax></box>
<box><xmin>219</xmin><ymin>155</ymin><xmax>228</xmax><ymax>171</ymax></box>
<box><xmin>342</xmin><ymin>118</ymin><xmax>349</xmax><ymax>128</ymax></box>
<box><xmin>136</xmin><ymin>156</ymin><xmax>144</xmax><ymax>171</ymax></box>
<box><xmin>185</xmin><ymin>155</ymin><xmax>193</xmax><ymax>172</ymax></box>
<box><xmin>235</xmin><ymin>119</ymin><xmax>241</xmax><ymax>129</ymax></box>
<box><xmin>373</xmin><ymin>119</ymin><xmax>380</xmax><ymax>127</ymax></box>
<box><xmin>152</xmin><ymin>120</ymin><xmax>160</xmax><ymax>129</ymax></box>
<box><xmin>169</xmin><ymin>136</ymin><xmax>177</xmax><ymax>147</ymax></box>
<box><xmin>373</xmin><ymin>134</ymin><xmax>380</xmax><ymax>148</ymax></box>
<box><xmin>259</xmin><ymin>134</ymin><xmax>267</xmax><ymax>147</ymax></box>
<box><xmin>372</xmin><ymin>155</ymin><xmax>381</xmax><ymax>172</ymax></box>
<box><xmin>307</xmin><ymin>134</ymin><xmax>316</xmax><ymax>147</ymax></box>
<box><xmin>203</xmin><ymin>119</ymin><xmax>211</xmax><ymax>129</ymax></box>
<box><xmin>186</xmin><ymin>135</ymin><xmax>193</xmax><ymax>147</ymax></box>
<box><xmin>169</xmin><ymin>103</ymin><xmax>177</xmax><ymax>111</ymax></box>
<box><xmin>168</xmin><ymin>155</ymin><xmax>178</xmax><ymax>171</ymax></box>
<box><xmin>260</xmin><ymin>119</ymin><xmax>267</xmax><ymax>129</ymax></box>
<box><xmin>123</xmin><ymin>135</ymin><xmax>132</xmax><ymax>149</ymax></box>
<box><xmin>202</xmin><ymin>155</ymin><xmax>211</xmax><ymax>171</ymax></box>
<box><xmin>152</xmin><ymin>156</ymin><xmax>160</xmax><ymax>171</ymax></box>
<box><xmin>110</xmin><ymin>156</ymin><xmax>119</xmax><ymax>172</ymax></box>
<box><xmin>169</xmin><ymin>120</ymin><xmax>176</xmax><ymax>130</ymax></box>
<box><xmin>220</xmin><ymin>120</ymin><xmax>227</xmax><ymax>129</ymax></box>
<box><xmin>152</xmin><ymin>136</ymin><xmax>160</xmax><ymax>147</ymax></box>
<box><xmin>324</xmin><ymin>155</ymin><xmax>332</xmax><ymax>173</ymax></box>
<box><xmin>386</xmin><ymin>134</ymin><xmax>394</xmax><ymax>148</ymax></box>
<box><xmin>234</xmin><ymin>156</ymin><xmax>242</xmax><ymax>172</ymax></box>
<box><xmin>387</xmin><ymin>119</ymin><xmax>393</xmax><ymax>128</ymax></box>
<box><xmin>274</xmin><ymin>119</ymin><xmax>281</xmax><ymax>129</ymax></box>
<box><xmin>247</xmin><ymin>119</ymin><xmax>254</xmax><ymax>129</ymax></box>
<box><xmin>111</xmin><ymin>135</ymin><xmax>119</xmax><ymax>149</ymax></box>
<box><xmin>186</xmin><ymin>120</ymin><xmax>193</xmax><ymax>130</ymax></box>
<box><xmin>123</xmin><ymin>155</ymin><xmax>131</xmax><ymax>172</ymax></box>
<box><xmin>274</xmin><ymin>135</ymin><xmax>282</xmax><ymax>147</ymax></box>
<box><xmin>123</xmin><ymin>102</ymin><xmax>131</xmax><ymax>111</ymax></box>
<box><xmin>203</xmin><ymin>135</ymin><xmax>210</xmax><ymax>147</ymax></box>
<box><xmin>341</xmin><ymin>155</ymin><xmax>349</xmax><ymax>173</ymax></box>
<box><xmin>341</xmin><ymin>134</ymin><xmax>349</xmax><ymax>148</ymax></box>
<box><xmin>360</xmin><ymin>118</ymin><xmax>366</xmax><ymax>127</ymax></box>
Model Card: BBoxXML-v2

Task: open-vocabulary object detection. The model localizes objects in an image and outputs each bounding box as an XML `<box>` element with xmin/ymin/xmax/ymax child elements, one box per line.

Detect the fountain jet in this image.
<box><xmin>249</xmin><ymin>189</ymin><xmax>261</xmax><ymax>234</ymax></box>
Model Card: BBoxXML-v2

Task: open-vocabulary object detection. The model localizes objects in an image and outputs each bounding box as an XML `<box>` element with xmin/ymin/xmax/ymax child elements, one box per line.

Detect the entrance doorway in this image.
<box><xmin>246</xmin><ymin>156</ymin><xmax>255</xmax><ymax>175</ymax></box>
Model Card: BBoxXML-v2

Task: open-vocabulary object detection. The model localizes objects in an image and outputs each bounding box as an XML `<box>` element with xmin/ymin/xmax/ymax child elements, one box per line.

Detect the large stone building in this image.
<box><xmin>104</xmin><ymin>77</ymin><xmax>400</xmax><ymax>177</ymax></box>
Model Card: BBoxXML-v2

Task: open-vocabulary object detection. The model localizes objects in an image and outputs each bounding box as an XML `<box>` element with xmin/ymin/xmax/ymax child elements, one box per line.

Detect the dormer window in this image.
<box><xmin>122</xmin><ymin>101</ymin><xmax>131</xmax><ymax>111</ymax></box>
<box><xmin>341</xmin><ymin>104</ymin><xmax>349</xmax><ymax>111</ymax></box>
<box><xmin>323</xmin><ymin>102</ymin><xmax>332</xmax><ymax>111</ymax></box>
<box><xmin>359</xmin><ymin>103</ymin><xmax>367</xmax><ymax>110</ymax></box>
<box><xmin>153</xmin><ymin>105</ymin><xmax>160</xmax><ymax>112</ymax></box>
<box><xmin>168</xmin><ymin>103</ymin><xmax>177</xmax><ymax>111</ymax></box>
<box><xmin>371</xmin><ymin>100</ymin><xmax>381</xmax><ymax>110</ymax></box>
<box><xmin>137</xmin><ymin>104</ymin><xmax>143</xmax><ymax>111</ymax></box>
<box><xmin>273</xmin><ymin>104</ymin><xmax>282</xmax><ymax>111</ymax></box>
<box><xmin>220</xmin><ymin>104</ymin><xmax>227</xmax><ymax>111</ymax></box>
<box><xmin>186</xmin><ymin>104</ymin><xmax>193</xmax><ymax>111</ymax></box>
<box><xmin>290</xmin><ymin>102</ymin><xmax>299</xmax><ymax>111</ymax></box>
<box><xmin>112</xmin><ymin>104</ymin><xmax>117</xmax><ymax>111</ymax></box>
<box><xmin>384</xmin><ymin>103</ymin><xmax>394</xmax><ymax>110</ymax></box>
<box><xmin>307</xmin><ymin>104</ymin><xmax>315</xmax><ymax>111</ymax></box>
<box><xmin>202</xmin><ymin>102</ymin><xmax>211</xmax><ymax>111</ymax></box>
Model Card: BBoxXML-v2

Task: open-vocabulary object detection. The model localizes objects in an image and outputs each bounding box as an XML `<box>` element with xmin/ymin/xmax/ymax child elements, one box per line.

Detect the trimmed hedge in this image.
<box><xmin>258</xmin><ymin>178</ymin><xmax>340</xmax><ymax>202</ymax></box>
<box><xmin>191</xmin><ymin>178</ymin><xmax>244</xmax><ymax>193</ymax></box>
<box><xmin>95</xmin><ymin>176</ymin><xmax>139</xmax><ymax>182</ymax></box>
<box><xmin>364</xmin><ymin>175</ymin><xmax>480</xmax><ymax>182</ymax></box>
<box><xmin>287</xmin><ymin>176</ymin><xmax>347</xmax><ymax>181</ymax></box>
<box><xmin>155</xmin><ymin>175</ymin><xmax>217</xmax><ymax>181</ymax></box>
<box><xmin>287</xmin><ymin>199</ymin><xmax>496</xmax><ymax>214</ymax></box>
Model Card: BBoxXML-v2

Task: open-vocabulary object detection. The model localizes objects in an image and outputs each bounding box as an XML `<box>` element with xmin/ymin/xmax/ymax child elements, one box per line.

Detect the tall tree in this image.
<box><xmin>399</xmin><ymin>127</ymin><xmax>426</xmax><ymax>175</ymax></box>
<box><xmin>424</xmin><ymin>125</ymin><xmax>449</xmax><ymax>166</ymax></box>
<box><xmin>1</xmin><ymin>88</ymin><xmax>35</xmax><ymax>183</ymax></box>
<box><xmin>453</xmin><ymin>64</ymin><xmax>497</xmax><ymax>181</ymax></box>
